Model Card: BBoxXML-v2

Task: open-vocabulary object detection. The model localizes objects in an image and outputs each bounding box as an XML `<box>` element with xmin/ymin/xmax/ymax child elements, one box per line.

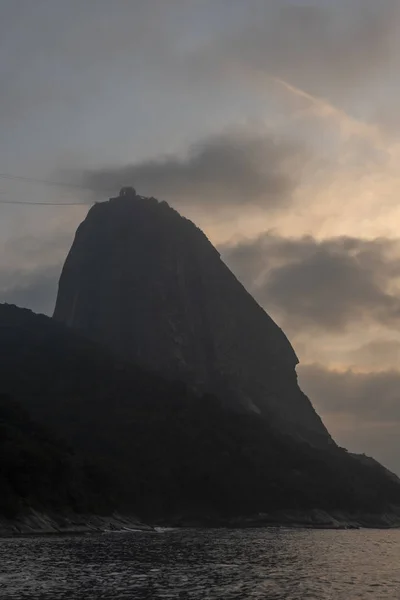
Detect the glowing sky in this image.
<box><xmin>2</xmin><ymin>0</ymin><xmax>400</xmax><ymax>472</ymax></box>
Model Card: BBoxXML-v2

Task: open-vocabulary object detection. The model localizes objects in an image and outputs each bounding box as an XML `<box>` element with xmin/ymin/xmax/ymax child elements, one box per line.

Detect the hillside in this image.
<box><xmin>0</xmin><ymin>392</ymin><xmax>111</xmax><ymax>520</ymax></box>
<box><xmin>1</xmin><ymin>303</ymin><xmax>400</xmax><ymax>524</ymax></box>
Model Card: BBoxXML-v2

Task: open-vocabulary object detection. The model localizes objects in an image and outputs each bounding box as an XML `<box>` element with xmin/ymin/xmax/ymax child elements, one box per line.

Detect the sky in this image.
<box><xmin>2</xmin><ymin>0</ymin><xmax>400</xmax><ymax>473</ymax></box>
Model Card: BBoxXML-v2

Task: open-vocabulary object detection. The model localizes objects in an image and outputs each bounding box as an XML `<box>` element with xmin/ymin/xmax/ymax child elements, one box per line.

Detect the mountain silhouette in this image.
<box><xmin>54</xmin><ymin>188</ymin><xmax>331</xmax><ymax>447</ymax></box>
<box><xmin>2</xmin><ymin>189</ymin><xmax>400</xmax><ymax>526</ymax></box>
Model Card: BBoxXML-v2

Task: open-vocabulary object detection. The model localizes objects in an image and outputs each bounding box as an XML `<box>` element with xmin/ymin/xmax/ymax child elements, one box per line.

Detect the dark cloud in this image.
<box><xmin>77</xmin><ymin>130</ymin><xmax>309</xmax><ymax>208</ymax></box>
<box><xmin>298</xmin><ymin>363</ymin><xmax>400</xmax><ymax>474</ymax></box>
<box><xmin>222</xmin><ymin>234</ymin><xmax>400</xmax><ymax>332</ymax></box>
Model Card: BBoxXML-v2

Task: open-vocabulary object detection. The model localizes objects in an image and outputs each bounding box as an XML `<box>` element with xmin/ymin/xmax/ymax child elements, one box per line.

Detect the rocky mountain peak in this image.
<box><xmin>54</xmin><ymin>190</ymin><xmax>332</xmax><ymax>447</ymax></box>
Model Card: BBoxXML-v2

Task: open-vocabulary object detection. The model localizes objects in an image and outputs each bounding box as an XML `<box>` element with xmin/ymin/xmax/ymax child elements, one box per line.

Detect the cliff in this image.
<box><xmin>54</xmin><ymin>189</ymin><xmax>330</xmax><ymax>447</ymax></box>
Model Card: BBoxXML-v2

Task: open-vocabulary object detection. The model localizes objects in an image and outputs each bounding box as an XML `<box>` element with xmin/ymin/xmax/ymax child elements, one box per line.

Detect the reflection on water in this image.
<box><xmin>1</xmin><ymin>528</ymin><xmax>400</xmax><ymax>599</ymax></box>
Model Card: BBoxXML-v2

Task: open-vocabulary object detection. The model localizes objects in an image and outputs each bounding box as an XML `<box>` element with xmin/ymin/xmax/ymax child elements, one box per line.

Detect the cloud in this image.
<box><xmin>273</xmin><ymin>78</ymin><xmax>385</xmax><ymax>147</ymax></box>
<box><xmin>345</xmin><ymin>340</ymin><xmax>400</xmax><ymax>371</ymax></box>
<box><xmin>3</xmin><ymin>1</ymin><xmax>399</xmax><ymax>129</ymax></box>
<box><xmin>299</xmin><ymin>363</ymin><xmax>400</xmax><ymax>422</ymax></box>
<box><xmin>200</xmin><ymin>1</ymin><xmax>400</xmax><ymax>103</ymax></box>
<box><xmin>0</xmin><ymin>265</ymin><xmax>60</xmax><ymax>316</ymax></box>
<box><xmin>298</xmin><ymin>363</ymin><xmax>400</xmax><ymax>473</ymax></box>
<box><xmin>0</xmin><ymin>229</ymin><xmax>73</xmax><ymax>316</ymax></box>
<box><xmin>222</xmin><ymin>234</ymin><xmax>400</xmax><ymax>333</ymax></box>
<box><xmin>0</xmin><ymin>0</ymin><xmax>182</xmax><ymax>125</ymax></box>
<box><xmin>2</xmin><ymin>232</ymin><xmax>72</xmax><ymax>271</ymax></box>
<box><xmin>76</xmin><ymin>129</ymin><xmax>309</xmax><ymax>209</ymax></box>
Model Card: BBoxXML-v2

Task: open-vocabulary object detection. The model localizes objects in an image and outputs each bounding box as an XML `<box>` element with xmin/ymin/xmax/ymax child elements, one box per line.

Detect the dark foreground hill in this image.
<box><xmin>54</xmin><ymin>188</ymin><xmax>330</xmax><ymax>448</ymax></box>
<box><xmin>1</xmin><ymin>303</ymin><xmax>400</xmax><ymax>526</ymax></box>
<box><xmin>0</xmin><ymin>392</ymin><xmax>111</xmax><ymax>520</ymax></box>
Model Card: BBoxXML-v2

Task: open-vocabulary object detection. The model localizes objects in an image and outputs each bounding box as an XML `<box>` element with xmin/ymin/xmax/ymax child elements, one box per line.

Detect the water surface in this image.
<box><xmin>1</xmin><ymin>528</ymin><xmax>399</xmax><ymax>599</ymax></box>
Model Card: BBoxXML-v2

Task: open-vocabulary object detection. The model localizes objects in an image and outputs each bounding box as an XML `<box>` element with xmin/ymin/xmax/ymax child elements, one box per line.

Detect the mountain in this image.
<box><xmin>2</xmin><ymin>303</ymin><xmax>400</xmax><ymax>525</ymax></box>
<box><xmin>54</xmin><ymin>188</ymin><xmax>330</xmax><ymax>447</ymax></box>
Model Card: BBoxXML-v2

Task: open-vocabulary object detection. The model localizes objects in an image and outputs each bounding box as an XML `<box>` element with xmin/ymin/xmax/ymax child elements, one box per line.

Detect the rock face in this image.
<box><xmin>54</xmin><ymin>189</ymin><xmax>331</xmax><ymax>447</ymax></box>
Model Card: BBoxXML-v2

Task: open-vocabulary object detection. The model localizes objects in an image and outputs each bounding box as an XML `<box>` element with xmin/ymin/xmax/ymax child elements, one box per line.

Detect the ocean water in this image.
<box><xmin>1</xmin><ymin>528</ymin><xmax>399</xmax><ymax>599</ymax></box>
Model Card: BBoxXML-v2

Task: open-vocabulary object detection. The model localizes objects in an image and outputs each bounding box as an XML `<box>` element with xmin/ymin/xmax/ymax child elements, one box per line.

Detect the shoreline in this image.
<box><xmin>2</xmin><ymin>508</ymin><xmax>400</xmax><ymax>537</ymax></box>
<box><xmin>153</xmin><ymin>507</ymin><xmax>400</xmax><ymax>531</ymax></box>
<box><xmin>0</xmin><ymin>511</ymin><xmax>153</xmax><ymax>538</ymax></box>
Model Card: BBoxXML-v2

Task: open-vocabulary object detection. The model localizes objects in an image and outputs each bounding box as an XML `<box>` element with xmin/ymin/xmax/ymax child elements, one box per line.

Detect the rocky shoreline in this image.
<box><xmin>3</xmin><ymin>508</ymin><xmax>400</xmax><ymax>537</ymax></box>
<box><xmin>156</xmin><ymin>508</ymin><xmax>400</xmax><ymax>530</ymax></box>
<box><xmin>0</xmin><ymin>510</ymin><xmax>153</xmax><ymax>537</ymax></box>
